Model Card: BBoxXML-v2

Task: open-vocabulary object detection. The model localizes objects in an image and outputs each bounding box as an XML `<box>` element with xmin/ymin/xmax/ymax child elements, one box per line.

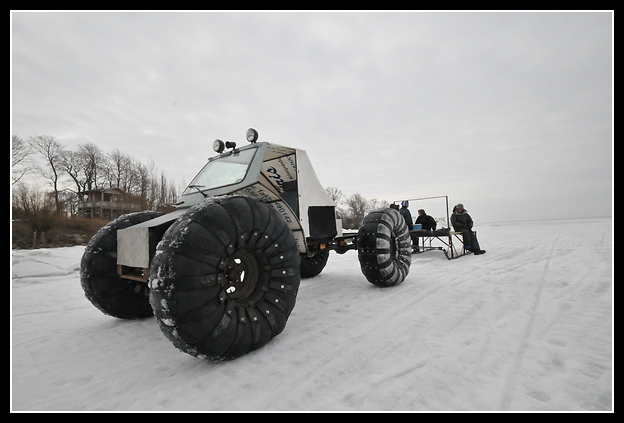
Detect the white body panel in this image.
<box><xmin>295</xmin><ymin>149</ymin><xmax>338</xmax><ymax>238</ymax></box>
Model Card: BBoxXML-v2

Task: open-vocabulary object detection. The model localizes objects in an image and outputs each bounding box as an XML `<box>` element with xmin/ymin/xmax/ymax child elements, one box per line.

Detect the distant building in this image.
<box><xmin>77</xmin><ymin>188</ymin><xmax>140</xmax><ymax>220</ymax></box>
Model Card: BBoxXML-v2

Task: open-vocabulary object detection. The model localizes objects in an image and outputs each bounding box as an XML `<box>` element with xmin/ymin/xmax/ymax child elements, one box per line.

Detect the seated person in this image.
<box><xmin>412</xmin><ymin>209</ymin><xmax>436</xmax><ymax>252</ymax></box>
<box><xmin>416</xmin><ymin>209</ymin><xmax>436</xmax><ymax>231</ymax></box>
<box><xmin>450</xmin><ymin>203</ymin><xmax>486</xmax><ymax>255</ymax></box>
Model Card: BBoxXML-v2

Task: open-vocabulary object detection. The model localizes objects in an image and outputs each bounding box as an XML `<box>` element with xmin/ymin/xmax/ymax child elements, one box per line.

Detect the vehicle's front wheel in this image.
<box><xmin>149</xmin><ymin>195</ymin><xmax>301</xmax><ymax>360</ymax></box>
<box><xmin>357</xmin><ymin>208</ymin><xmax>411</xmax><ymax>287</ymax></box>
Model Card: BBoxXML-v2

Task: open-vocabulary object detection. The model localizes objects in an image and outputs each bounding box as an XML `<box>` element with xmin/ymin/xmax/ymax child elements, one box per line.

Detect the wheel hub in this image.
<box><xmin>223</xmin><ymin>248</ymin><xmax>260</xmax><ymax>301</ymax></box>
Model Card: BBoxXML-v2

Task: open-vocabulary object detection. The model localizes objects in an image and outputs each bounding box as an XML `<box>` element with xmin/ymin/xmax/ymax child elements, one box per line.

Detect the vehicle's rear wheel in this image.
<box><xmin>149</xmin><ymin>195</ymin><xmax>301</xmax><ymax>360</ymax></box>
<box><xmin>80</xmin><ymin>211</ymin><xmax>163</xmax><ymax>319</ymax></box>
<box><xmin>357</xmin><ymin>208</ymin><xmax>411</xmax><ymax>287</ymax></box>
<box><xmin>299</xmin><ymin>250</ymin><xmax>329</xmax><ymax>278</ymax></box>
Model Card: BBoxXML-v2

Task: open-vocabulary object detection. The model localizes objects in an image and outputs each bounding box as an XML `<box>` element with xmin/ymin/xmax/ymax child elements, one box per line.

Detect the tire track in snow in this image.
<box><xmin>12</xmin><ymin>305</ymin><xmax>89</xmax><ymax>318</ymax></box>
<box><xmin>12</xmin><ymin>253</ymin><xmax>81</xmax><ymax>279</ymax></box>
<box><xmin>499</xmin><ymin>231</ymin><xmax>562</xmax><ymax>410</ymax></box>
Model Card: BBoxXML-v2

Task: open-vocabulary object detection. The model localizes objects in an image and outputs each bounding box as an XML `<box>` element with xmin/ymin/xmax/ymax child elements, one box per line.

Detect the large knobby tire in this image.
<box><xmin>149</xmin><ymin>195</ymin><xmax>301</xmax><ymax>361</ymax></box>
<box><xmin>299</xmin><ymin>250</ymin><xmax>329</xmax><ymax>278</ymax></box>
<box><xmin>80</xmin><ymin>211</ymin><xmax>163</xmax><ymax>319</ymax></box>
<box><xmin>357</xmin><ymin>208</ymin><xmax>411</xmax><ymax>287</ymax></box>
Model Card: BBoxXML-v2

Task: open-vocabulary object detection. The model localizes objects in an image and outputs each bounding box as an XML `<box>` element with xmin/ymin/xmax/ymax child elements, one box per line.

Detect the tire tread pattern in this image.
<box><xmin>357</xmin><ymin>208</ymin><xmax>411</xmax><ymax>287</ymax></box>
<box><xmin>149</xmin><ymin>195</ymin><xmax>300</xmax><ymax>360</ymax></box>
<box><xmin>80</xmin><ymin>211</ymin><xmax>163</xmax><ymax>319</ymax></box>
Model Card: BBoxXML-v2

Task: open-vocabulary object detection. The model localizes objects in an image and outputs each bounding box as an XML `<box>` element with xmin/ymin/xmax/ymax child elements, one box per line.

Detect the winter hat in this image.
<box><xmin>401</xmin><ymin>201</ymin><xmax>409</xmax><ymax>207</ymax></box>
<box><xmin>455</xmin><ymin>203</ymin><xmax>464</xmax><ymax>209</ymax></box>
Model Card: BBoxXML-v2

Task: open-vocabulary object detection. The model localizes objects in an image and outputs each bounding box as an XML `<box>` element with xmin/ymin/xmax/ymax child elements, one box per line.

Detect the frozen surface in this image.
<box><xmin>11</xmin><ymin>218</ymin><xmax>612</xmax><ymax>411</ymax></box>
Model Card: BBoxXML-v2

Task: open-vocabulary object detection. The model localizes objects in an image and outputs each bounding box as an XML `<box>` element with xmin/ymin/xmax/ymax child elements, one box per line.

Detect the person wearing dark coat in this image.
<box><xmin>415</xmin><ymin>209</ymin><xmax>436</xmax><ymax>231</ymax></box>
<box><xmin>411</xmin><ymin>209</ymin><xmax>436</xmax><ymax>252</ymax></box>
<box><xmin>450</xmin><ymin>203</ymin><xmax>486</xmax><ymax>255</ymax></box>
<box><xmin>399</xmin><ymin>201</ymin><xmax>413</xmax><ymax>228</ymax></box>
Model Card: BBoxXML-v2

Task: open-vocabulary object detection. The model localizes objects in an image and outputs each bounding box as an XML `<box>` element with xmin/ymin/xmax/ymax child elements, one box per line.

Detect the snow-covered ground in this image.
<box><xmin>11</xmin><ymin>217</ymin><xmax>613</xmax><ymax>411</ymax></box>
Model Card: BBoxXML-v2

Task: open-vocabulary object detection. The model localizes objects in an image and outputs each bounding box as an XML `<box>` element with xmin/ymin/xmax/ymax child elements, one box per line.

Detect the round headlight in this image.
<box><xmin>213</xmin><ymin>139</ymin><xmax>225</xmax><ymax>153</ymax></box>
<box><xmin>246</xmin><ymin>128</ymin><xmax>258</xmax><ymax>143</ymax></box>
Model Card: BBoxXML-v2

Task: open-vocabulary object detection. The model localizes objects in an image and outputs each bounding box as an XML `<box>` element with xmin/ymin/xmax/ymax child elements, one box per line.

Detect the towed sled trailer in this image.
<box><xmin>405</xmin><ymin>195</ymin><xmax>476</xmax><ymax>260</ymax></box>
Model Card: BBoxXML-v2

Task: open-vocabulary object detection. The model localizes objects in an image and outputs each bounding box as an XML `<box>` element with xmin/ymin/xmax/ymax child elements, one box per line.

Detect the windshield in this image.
<box><xmin>183</xmin><ymin>147</ymin><xmax>257</xmax><ymax>195</ymax></box>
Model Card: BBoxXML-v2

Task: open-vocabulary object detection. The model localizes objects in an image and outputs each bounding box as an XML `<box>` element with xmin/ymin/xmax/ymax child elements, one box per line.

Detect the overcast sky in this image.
<box><xmin>11</xmin><ymin>11</ymin><xmax>612</xmax><ymax>223</ymax></box>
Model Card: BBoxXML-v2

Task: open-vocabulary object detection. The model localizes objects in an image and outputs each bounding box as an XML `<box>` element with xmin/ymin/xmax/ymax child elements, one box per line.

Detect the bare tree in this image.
<box><xmin>134</xmin><ymin>160</ymin><xmax>154</xmax><ymax>210</ymax></box>
<box><xmin>12</xmin><ymin>183</ymin><xmax>58</xmax><ymax>234</ymax></box>
<box><xmin>107</xmin><ymin>148</ymin><xmax>136</xmax><ymax>193</ymax></box>
<box><xmin>325</xmin><ymin>186</ymin><xmax>344</xmax><ymax>204</ymax></box>
<box><xmin>157</xmin><ymin>171</ymin><xmax>178</xmax><ymax>208</ymax></box>
<box><xmin>367</xmin><ymin>198</ymin><xmax>389</xmax><ymax>212</ymax></box>
<box><xmin>331</xmin><ymin>190</ymin><xmax>391</xmax><ymax>228</ymax></box>
<box><xmin>29</xmin><ymin>135</ymin><xmax>64</xmax><ymax>214</ymax></box>
<box><xmin>11</xmin><ymin>135</ymin><xmax>34</xmax><ymax>185</ymax></box>
<box><xmin>147</xmin><ymin>158</ymin><xmax>159</xmax><ymax>210</ymax></box>
<box><xmin>78</xmin><ymin>142</ymin><xmax>108</xmax><ymax>191</ymax></box>
<box><xmin>345</xmin><ymin>193</ymin><xmax>368</xmax><ymax>225</ymax></box>
<box><xmin>59</xmin><ymin>149</ymin><xmax>87</xmax><ymax>200</ymax></box>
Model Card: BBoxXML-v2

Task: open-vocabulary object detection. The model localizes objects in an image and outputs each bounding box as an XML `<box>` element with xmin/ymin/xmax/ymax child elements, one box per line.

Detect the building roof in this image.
<box><xmin>79</xmin><ymin>187</ymin><xmax>128</xmax><ymax>195</ymax></box>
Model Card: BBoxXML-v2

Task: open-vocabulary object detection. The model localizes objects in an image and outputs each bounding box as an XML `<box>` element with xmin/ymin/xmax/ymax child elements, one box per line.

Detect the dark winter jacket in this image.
<box><xmin>400</xmin><ymin>207</ymin><xmax>413</xmax><ymax>228</ymax></box>
<box><xmin>416</xmin><ymin>214</ymin><xmax>437</xmax><ymax>231</ymax></box>
<box><xmin>451</xmin><ymin>210</ymin><xmax>473</xmax><ymax>231</ymax></box>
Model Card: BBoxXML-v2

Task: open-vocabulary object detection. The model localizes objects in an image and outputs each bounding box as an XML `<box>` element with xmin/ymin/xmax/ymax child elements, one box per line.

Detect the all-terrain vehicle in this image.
<box><xmin>80</xmin><ymin>129</ymin><xmax>412</xmax><ymax>360</ymax></box>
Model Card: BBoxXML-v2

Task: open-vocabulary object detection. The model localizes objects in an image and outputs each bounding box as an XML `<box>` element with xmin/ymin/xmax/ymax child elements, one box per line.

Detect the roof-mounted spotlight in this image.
<box><xmin>246</xmin><ymin>128</ymin><xmax>259</xmax><ymax>143</ymax></box>
<box><xmin>213</xmin><ymin>139</ymin><xmax>237</xmax><ymax>153</ymax></box>
<box><xmin>213</xmin><ymin>139</ymin><xmax>225</xmax><ymax>153</ymax></box>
